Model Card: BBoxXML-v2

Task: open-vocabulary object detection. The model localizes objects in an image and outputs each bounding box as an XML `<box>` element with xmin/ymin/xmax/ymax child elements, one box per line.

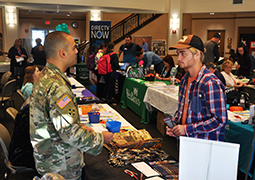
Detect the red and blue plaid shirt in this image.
<box><xmin>173</xmin><ymin>65</ymin><xmax>228</xmax><ymax>141</ymax></box>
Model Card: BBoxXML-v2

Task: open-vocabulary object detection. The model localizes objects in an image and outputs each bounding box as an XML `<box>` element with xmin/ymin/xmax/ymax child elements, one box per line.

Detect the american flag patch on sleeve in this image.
<box><xmin>57</xmin><ymin>95</ymin><xmax>71</xmax><ymax>109</ymax></box>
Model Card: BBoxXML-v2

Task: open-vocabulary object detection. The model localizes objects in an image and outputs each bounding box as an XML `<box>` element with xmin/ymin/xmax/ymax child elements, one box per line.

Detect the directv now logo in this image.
<box><xmin>91</xmin><ymin>25</ymin><xmax>110</xmax><ymax>39</ymax></box>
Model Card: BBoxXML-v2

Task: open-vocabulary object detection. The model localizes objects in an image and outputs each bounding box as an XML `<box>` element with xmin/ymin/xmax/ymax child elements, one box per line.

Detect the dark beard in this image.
<box><xmin>126</xmin><ymin>42</ymin><xmax>133</xmax><ymax>47</ymax></box>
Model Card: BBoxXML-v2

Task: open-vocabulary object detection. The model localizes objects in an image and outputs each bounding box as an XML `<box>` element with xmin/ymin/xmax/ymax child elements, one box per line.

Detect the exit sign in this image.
<box><xmin>45</xmin><ymin>20</ymin><xmax>51</xmax><ymax>25</ymax></box>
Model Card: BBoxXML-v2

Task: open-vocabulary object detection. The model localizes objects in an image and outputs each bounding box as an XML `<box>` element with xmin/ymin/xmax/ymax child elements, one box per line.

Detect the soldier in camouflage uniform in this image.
<box><xmin>30</xmin><ymin>31</ymin><xmax>113</xmax><ymax>180</ymax></box>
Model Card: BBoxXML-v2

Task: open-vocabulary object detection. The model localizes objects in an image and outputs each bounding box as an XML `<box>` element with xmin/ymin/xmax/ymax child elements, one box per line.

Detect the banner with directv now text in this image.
<box><xmin>89</xmin><ymin>21</ymin><xmax>111</xmax><ymax>54</ymax></box>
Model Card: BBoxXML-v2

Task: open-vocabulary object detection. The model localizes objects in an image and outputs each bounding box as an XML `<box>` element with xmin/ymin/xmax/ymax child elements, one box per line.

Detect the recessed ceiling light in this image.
<box><xmin>210</xmin><ymin>13</ymin><xmax>215</xmax><ymax>15</ymax></box>
<box><xmin>67</xmin><ymin>14</ymin><xmax>70</xmax><ymax>16</ymax></box>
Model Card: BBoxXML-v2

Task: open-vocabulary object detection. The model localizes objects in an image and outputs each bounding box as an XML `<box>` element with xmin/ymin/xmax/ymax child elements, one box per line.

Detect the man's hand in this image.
<box><xmin>166</xmin><ymin>126</ymin><xmax>176</xmax><ymax>137</ymax></box>
<box><xmin>172</xmin><ymin>125</ymin><xmax>186</xmax><ymax>136</ymax></box>
<box><xmin>166</xmin><ymin>125</ymin><xmax>186</xmax><ymax>137</ymax></box>
<box><xmin>102</xmin><ymin>131</ymin><xmax>114</xmax><ymax>144</ymax></box>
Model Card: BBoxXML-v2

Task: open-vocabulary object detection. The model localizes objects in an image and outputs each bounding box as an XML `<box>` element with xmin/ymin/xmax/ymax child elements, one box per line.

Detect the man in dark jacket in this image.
<box><xmin>204</xmin><ymin>33</ymin><xmax>221</xmax><ymax>64</ymax></box>
<box><xmin>31</xmin><ymin>38</ymin><xmax>46</xmax><ymax>68</ymax></box>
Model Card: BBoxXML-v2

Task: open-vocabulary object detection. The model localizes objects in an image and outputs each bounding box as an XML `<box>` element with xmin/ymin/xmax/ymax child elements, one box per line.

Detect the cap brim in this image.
<box><xmin>169</xmin><ymin>44</ymin><xmax>191</xmax><ymax>50</ymax></box>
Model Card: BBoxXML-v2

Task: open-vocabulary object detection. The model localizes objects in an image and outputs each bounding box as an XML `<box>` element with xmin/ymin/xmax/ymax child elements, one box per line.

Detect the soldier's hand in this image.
<box><xmin>81</xmin><ymin>124</ymin><xmax>94</xmax><ymax>132</ymax></box>
<box><xmin>102</xmin><ymin>131</ymin><xmax>113</xmax><ymax>144</ymax></box>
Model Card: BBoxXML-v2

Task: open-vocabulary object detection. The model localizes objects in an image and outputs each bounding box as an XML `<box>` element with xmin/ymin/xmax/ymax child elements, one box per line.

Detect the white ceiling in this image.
<box><xmin>0</xmin><ymin>1</ymin><xmax>161</xmax><ymax>16</ymax></box>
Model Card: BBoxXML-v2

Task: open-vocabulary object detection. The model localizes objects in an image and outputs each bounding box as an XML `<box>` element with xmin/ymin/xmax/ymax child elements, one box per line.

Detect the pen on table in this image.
<box><xmin>124</xmin><ymin>169</ymin><xmax>138</xmax><ymax>179</ymax></box>
<box><xmin>140</xmin><ymin>173</ymin><xmax>143</xmax><ymax>180</ymax></box>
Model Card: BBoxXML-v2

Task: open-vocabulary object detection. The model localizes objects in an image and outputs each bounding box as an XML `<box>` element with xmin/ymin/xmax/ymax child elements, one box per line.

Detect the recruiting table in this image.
<box><xmin>0</xmin><ymin>61</ymin><xmax>10</xmax><ymax>73</ymax></box>
<box><xmin>143</xmin><ymin>85</ymin><xmax>179</xmax><ymax>117</ymax></box>
<box><xmin>79</xmin><ymin>103</ymin><xmax>139</xmax><ymax>180</ymax></box>
<box><xmin>120</xmin><ymin>77</ymin><xmax>171</xmax><ymax>124</ymax></box>
<box><xmin>67</xmin><ymin>76</ymin><xmax>99</xmax><ymax>104</ymax></box>
<box><xmin>225</xmin><ymin>121</ymin><xmax>255</xmax><ymax>177</ymax></box>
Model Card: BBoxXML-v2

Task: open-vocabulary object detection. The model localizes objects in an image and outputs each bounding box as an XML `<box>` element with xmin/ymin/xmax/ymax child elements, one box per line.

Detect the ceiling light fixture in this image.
<box><xmin>210</xmin><ymin>13</ymin><xmax>215</xmax><ymax>15</ymax></box>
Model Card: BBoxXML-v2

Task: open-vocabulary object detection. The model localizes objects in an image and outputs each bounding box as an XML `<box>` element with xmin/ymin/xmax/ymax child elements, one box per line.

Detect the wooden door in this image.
<box><xmin>207</xmin><ymin>30</ymin><xmax>225</xmax><ymax>57</ymax></box>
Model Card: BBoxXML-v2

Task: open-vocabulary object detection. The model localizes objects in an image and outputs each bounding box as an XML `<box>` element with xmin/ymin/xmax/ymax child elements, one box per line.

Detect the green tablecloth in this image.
<box><xmin>225</xmin><ymin>121</ymin><xmax>254</xmax><ymax>177</ymax></box>
<box><xmin>120</xmin><ymin>77</ymin><xmax>171</xmax><ymax>124</ymax></box>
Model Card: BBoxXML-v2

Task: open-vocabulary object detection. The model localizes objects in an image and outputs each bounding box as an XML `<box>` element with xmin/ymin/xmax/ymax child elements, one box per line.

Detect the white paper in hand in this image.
<box><xmin>16</xmin><ymin>57</ymin><xmax>24</xmax><ymax>63</ymax></box>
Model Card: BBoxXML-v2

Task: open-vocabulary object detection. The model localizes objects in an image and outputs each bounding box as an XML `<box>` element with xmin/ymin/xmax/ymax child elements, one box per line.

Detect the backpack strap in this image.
<box><xmin>109</xmin><ymin>52</ymin><xmax>116</xmax><ymax>56</ymax></box>
<box><xmin>106</xmin><ymin>52</ymin><xmax>116</xmax><ymax>73</ymax></box>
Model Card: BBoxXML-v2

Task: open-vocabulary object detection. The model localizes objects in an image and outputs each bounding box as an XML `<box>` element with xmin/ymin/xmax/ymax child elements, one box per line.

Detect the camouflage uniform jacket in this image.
<box><xmin>30</xmin><ymin>62</ymin><xmax>104</xmax><ymax>179</ymax></box>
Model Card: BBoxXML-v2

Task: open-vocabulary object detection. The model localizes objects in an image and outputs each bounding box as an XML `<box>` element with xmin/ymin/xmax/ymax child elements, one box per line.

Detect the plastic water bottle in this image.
<box><xmin>149</xmin><ymin>65</ymin><xmax>155</xmax><ymax>75</ymax></box>
<box><xmin>171</xmin><ymin>76</ymin><xmax>175</xmax><ymax>85</ymax></box>
<box><xmin>240</xmin><ymin>94</ymin><xmax>245</xmax><ymax>109</ymax></box>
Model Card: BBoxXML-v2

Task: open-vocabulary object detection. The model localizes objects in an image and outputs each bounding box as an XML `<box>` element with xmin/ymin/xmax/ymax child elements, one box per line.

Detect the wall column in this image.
<box><xmin>2</xmin><ymin>6</ymin><xmax>19</xmax><ymax>52</ymax></box>
<box><xmin>86</xmin><ymin>10</ymin><xmax>103</xmax><ymax>43</ymax></box>
<box><xmin>167</xmin><ymin>0</ymin><xmax>182</xmax><ymax>55</ymax></box>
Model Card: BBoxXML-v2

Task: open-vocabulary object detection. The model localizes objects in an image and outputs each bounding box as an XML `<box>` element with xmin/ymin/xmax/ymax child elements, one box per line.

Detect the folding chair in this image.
<box><xmin>0</xmin><ymin>123</ymin><xmax>34</xmax><ymax>178</ymax></box>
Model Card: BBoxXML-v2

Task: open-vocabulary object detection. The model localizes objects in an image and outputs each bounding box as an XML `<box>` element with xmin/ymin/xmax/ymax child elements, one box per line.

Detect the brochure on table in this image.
<box><xmin>66</xmin><ymin>76</ymin><xmax>84</xmax><ymax>88</ymax></box>
<box><xmin>78</xmin><ymin>103</ymin><xmax>136</xmax><ymax>132</ymax></box>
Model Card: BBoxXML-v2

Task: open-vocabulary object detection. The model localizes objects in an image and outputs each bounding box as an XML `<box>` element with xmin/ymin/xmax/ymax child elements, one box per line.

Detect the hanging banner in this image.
<box><xmin>89</xmin><ymin>21</ymin><xmax>111</xmax><ymax>54</ymax></box>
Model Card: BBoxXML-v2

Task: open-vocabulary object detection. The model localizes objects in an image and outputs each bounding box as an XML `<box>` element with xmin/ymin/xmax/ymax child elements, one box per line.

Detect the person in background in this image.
<box><xmin>229</xmin><ymin>49</ymin><xmax>238</xmax><ymax>70</ymax></box>
<box><xmin>8</xmin><ymin>38</ymin><xmax>28</xmax><ymax>84</ymax></box>
<box><xmin>204</xmin><ymin>32</ymin><xmax>221</xmax><ymax>64</ymax></box>
<box><xmin>155</xmin><ymin>55</ymin><xmax>175</xmax><ymax>81</ymax></box>
<box><xmin>135</xmin><ymin>51</ymin><xmax>164</xmax><ymax>74</ymax></box>
<box><xmin>205</xmin><ymin>62</ymin><xmax>226</xmax><ymax>86</ymax></box>
<box><xmin>175</xmin><ymin>65</ymin><xmax>187</xmax><ymax>84</ymax></box>
<box><xmin>236</xmin><ymin>43</ymin><xmax>251</xmax><ymax>78</ymax></box>
<box><xmin>118</xmin><ymin>35</ymin><xmax>142</xmax><ymax>65</ymax></box>
<box><xmin>21</xmin><ymin>65</ymin><xmax>40</xmax><ymax>100</ymax></box>
<box><xmin>94</xmin><ymin>43</ymin><xmax>107</xmax><ymax>99</ymax></box>
<box><xmin>102</xmin><ymin>42</ymin><xmax>119</xmax><ymax>103</ymax></box>
<box><xmin>141</xmin><ymin>37</ymin><xmax>149</xmax><ymax>52</ymax></box>
<box><xmin>95</xmin><ymin>43</ymin><xmax>107</xmax><ymax>70</ymax></box>
<box><xmin>30</xmin><ymin>31</ymin><xmax>113</xmax><ymax>180</ymax></box>
<box><xmin>166</xmin><ymin>34</ymin><xmax>227</xmax><ymax>141</ymax></box>
<box><xmin>89</xmin><ymin>70</ymin><xmax>98</xmax><ymax>85</ymax></box>
<box><xmin>31</xmin><ymin>38</ymin><xmax>46</xmax><ymax>69</ymax></box>
<box><xmin>221</xmin><ymin>60</ymin><xmax>245</xmax><ymax>91</ymax></box>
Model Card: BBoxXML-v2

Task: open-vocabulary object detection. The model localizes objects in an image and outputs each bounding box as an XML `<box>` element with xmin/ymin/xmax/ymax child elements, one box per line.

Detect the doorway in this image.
<box><xmin>207</xmin><ymin>30</ymin><xmax>225</xmax><ymax>57</ymax></box>
<box><xmin>238</xmin><ymin>27</ymin><xmax>255</xmax><ymax>55</ymax></box>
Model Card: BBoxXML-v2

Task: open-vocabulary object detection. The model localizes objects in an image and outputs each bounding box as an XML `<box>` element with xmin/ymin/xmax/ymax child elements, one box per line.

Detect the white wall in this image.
<box><xmin>191</xmin><ymin>15</ymin><xmax>255</xmax><ymax>55</ymax></box>
<box><xmin>182</xmin><ymin>0</ymin><xmax>255</xmax><ymax>13</ymax></box>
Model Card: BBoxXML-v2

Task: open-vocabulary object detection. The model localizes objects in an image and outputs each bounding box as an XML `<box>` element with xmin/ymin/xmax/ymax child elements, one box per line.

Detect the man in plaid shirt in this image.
<box><xmin>166</xmin><ymin>35</ymin><xmax>227</xmax><ymax>141</ymax></box>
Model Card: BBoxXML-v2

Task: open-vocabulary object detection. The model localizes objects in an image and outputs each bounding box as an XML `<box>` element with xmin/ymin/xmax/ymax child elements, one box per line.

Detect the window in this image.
<box><xmin>31</xmin><ymin>28</ymin><xmax>55</xmax><ymax>47</ymax></box>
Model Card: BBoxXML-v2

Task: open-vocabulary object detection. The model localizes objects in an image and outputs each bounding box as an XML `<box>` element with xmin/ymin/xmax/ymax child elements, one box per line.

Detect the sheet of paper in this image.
<box><xmin>91</xmin><ymin>123</ymin><xmax>108</xmax><ymax>133</ymax></box>
<box><xmin>72</xmin><ymin>88</ymin><xmax>86</xmax><ymax>97</ymax></box>
<box><xmin>16</xmin><ymin>57</ymin><xmax>24</xmax><ymax>63</ymax></box>
<box><xmin>227</xmin><ymin>110</ymin><xmax>248</xmax><ymax>122</ymax></box>
<box><xmin>132</xmin><ymin>162</ymin><xmax>160</xmax><ymax>177</ymax></box>
<box><xmin>145</xmin><ymin>177</ymin><xmax>164</xmax><ymax>180</ymax></box>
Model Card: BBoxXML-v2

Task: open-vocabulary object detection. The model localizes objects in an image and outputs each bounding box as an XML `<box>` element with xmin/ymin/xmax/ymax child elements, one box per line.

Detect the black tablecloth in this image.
<box><xmin>84</xmin><ymin>147</ymin><xmax>140</xmax><ymax>180</ymax></box>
